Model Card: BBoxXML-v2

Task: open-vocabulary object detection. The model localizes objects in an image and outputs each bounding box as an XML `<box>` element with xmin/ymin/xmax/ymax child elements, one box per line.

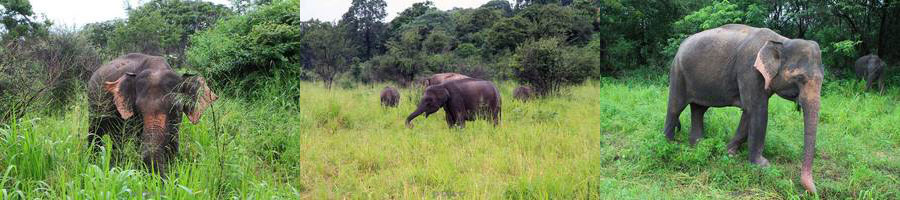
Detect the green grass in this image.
<box><xmin>1</xmin><ymin>78</ymin><xmax>898</xmax><ymax>199</ymax></box>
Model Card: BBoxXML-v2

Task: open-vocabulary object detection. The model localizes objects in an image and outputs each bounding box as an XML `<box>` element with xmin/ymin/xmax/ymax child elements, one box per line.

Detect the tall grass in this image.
<box><xmin>0</xmin><ymin>78</ymin><xmax>897</xmax><ymax>199</ymax></box>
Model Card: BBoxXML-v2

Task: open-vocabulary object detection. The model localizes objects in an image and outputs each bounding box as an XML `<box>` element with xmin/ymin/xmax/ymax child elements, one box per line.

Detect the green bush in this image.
<box><xmin>512</xmin><ymin>38</ymin><xmax>591</xmax><ymax>95</ymax></box>
<box><xmin>186</xmin><ymin>0</ymin><xmax>301</xmax><ymax>94</ymax></box>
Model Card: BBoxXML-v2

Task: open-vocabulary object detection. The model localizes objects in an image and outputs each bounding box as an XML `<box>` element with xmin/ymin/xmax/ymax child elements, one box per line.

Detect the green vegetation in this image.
<box><xmin>3</xmin><ymin>0</ymin><xmax>900</xmax><ymax>198</ymax></box>
<box><xmin>1</xmin><ymin>79</ymin><xmax>898</xmax><ymax>199</ymax></box>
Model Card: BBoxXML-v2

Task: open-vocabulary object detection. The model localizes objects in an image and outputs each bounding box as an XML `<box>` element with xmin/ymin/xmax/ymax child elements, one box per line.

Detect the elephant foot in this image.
<box><xmin>750</xmin><ymin>156</ymin><xmax>770</xmax><ymax>167</ymax></box>
<box><xmin>726</xmin><ymin>145</ymin><xmax>740</xmax><ymax>156</ymax></box>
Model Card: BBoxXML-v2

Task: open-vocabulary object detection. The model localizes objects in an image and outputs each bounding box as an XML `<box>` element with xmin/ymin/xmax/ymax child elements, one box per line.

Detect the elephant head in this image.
<box><xmin>405</xmin><ymin>85</ymin><xmax>450</xmax><ymax>128</ymax></box>
<box><xmin>103</xmin><ymin>68</ymin><xmax>217</xmax><ymax>173</ymax></box>
<box><xmin>753</xmin><ymin>39</ymin><xmax>823</xmax><ymax>193</ymax></box>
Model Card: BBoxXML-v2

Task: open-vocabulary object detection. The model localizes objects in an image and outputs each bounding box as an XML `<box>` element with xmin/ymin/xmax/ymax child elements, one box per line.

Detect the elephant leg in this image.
<box><xmin>689</xmin><ymin>104</ymin><xmax>709</xmax><ymax>146</ymax></box>
<box><xmin>747</xmin><ymin>107</ymin><xmax>770</xmax><ymax>167</ymax></box>
<box><xmin>663</xmin><ymin>97</ymin><xmax>687</xmax><ymax>141</ymax></box>
<box><xmin>87</xmin><ymin>117</ymin><xmax>108</xmax><ymax>153</ymax></box>
<box><xmin>727</xmin><ymin>110</ymin><xmax>750</xmax><ymax>155</ymax></box>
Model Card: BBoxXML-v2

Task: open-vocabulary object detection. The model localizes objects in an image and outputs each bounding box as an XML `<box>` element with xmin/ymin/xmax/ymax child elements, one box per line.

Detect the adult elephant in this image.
<box><xmin>424</xmin><ymin>73</ymin><xmax>470</xmax><ymax>87</ymax></box>
<box><xmin>664</xmin><ymin>24</ymin><xmax>823</xmax><ymax>193</ymax></box>
<box><xmin>406</xmin><ymin>78</ymin><xmax>501</xmax><ymax>128</ymax></box>
<box><xmin>87</xmin><ymin>53</ymin><xmax>218</xmax><ymax>177</ymax></box>
<box><xmin>855</xmin><ymin>54</ymin><xmax>886</xmax><ymax>92</ymax></box>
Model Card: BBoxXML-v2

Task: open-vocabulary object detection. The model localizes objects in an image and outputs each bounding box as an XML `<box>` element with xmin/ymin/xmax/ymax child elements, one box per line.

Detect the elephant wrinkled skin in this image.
<box><xmin>87</xmin><ymin>53</ymin><xmax>218</xmax><ymax>177</ymax></box>
<box><xmin>664</xmin><ymin>24</ymin><xmax>823</xmax><ymax>193</ymax></box>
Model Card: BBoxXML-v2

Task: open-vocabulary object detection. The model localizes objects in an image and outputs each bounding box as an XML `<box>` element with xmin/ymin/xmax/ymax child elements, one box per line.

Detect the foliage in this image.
<box><xmin>186</xmin><ymin>0</ymin><xmax>300</xmax><ymax>94</ymax></box>
<box><xmin>512</xmin><ymin>38</ymin><xmax>591</xmax><ymax>95</ymax></box>
<box><xmin>0</xmin><ymin>0</ymin><xmax>50</xmax><ymax>41</ymax></box>
<box><xmin>302</xmin><ymin>21</ymin><xmax>355</xmax><ymax>88</ymax></box>
<box><xmin>664</xmin><ymin>0</ymin><xmax>768</xmax><ymax>59</ymax></box>
<box><xmin>340</xmin><ymin>0</ymin><xmax>388</xmax><ymax>59</ymax></box>
<box><xmin>0</xmin><ymin>29</ymin><xmax>101</xmax><ymax>122</ymax></box>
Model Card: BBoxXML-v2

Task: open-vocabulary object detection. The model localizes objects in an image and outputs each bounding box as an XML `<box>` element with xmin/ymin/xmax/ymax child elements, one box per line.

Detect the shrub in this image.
<box><xmin>512</xmin><ymin>38</ymin><xmax>591</xmax><ymax>95</ymax></box>
<box><xmin>186</xmin><ymin>0</ymin><xmax>301</xmax><ymax>94</ymax></box>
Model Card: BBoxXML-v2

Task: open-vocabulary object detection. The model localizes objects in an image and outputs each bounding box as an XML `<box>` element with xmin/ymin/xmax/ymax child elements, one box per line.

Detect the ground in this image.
<box><xmin>1</xmin><ymin>78</ymin><xmax>898</xmax><ymax>199</ymax></box>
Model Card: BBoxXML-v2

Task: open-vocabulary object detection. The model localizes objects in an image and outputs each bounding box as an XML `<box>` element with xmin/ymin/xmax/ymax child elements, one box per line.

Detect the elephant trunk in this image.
<box><xmin>406</xmin><ymin>107</ymin><xmax>425</xmax><ymax>128</ymax></box>
<box><xmin>141</xmin><ymin>113</ymin><xmax>170</xmax><ymax>176</ymax></box>
<box><xmin>799</xmin><ymin>81</ymin><xmax>821</xmax><ymax>194</ymax></box>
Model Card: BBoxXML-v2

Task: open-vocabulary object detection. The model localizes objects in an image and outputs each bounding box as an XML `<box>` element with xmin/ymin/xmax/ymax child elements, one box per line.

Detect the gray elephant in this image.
<box><xmin>87</xmin><ymin>53</ymin><xmax>217</xmax><ymax>177</ymax></box>
<box><xmin>664</xmin><ymin>24</ymin><xmax>822</xmax><ymax>193</ymax></box>
<box><xmin>423</xmin><ymin>73</ymin><xmax>470</xmax><ymax>87</ymax></box>
<box><xmin>406</xmin><ymin>78</ymin><xmax>501</xmax><ymax>128</ymax></box>
<box><xmin>855</xmin><ymin>54</ymin><xmax>886</xmax><ymax>92</ymax></box>
<box><xmin>380</xmin><ymin>86</ymin><xmax>400</xmax><ymax>107</ymax></box>
<box><xmin>513</xmin><ymin>86</ymin><xmax>534</xmax><ymax>101</ymax></box>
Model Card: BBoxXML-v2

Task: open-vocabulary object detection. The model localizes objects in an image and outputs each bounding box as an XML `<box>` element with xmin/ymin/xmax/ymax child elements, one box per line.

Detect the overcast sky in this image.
<box><xmin>27</xmin><ymin>0</ymin><xmax>497</xmax><ymax>28</ymax></box>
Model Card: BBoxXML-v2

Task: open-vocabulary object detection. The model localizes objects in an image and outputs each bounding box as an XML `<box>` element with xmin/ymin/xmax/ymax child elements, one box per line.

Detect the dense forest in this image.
<box><xmin>1</xmin><ymin>0</ymin><xmax>899</xmax><ymax>199</ymax></box>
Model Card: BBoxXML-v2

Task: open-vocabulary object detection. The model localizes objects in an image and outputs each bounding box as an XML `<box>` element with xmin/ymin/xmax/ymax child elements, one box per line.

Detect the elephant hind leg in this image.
<box><xmin>727</xmin><ymin>110</ymin><xmax>750</xmax><ymax>155</ymax></box>
<box><xmin>663</xmin><ymin>90</ymin><xmax>687</xmax><ymax>141</ymax></box>
<box><xmin>689</xmin><ymin>104</ymin><xmax>709</xmax><ymax>145</ymax></box>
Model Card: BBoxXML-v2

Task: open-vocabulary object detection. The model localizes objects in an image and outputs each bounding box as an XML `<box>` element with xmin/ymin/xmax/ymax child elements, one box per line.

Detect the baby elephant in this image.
<box><xmin>380</xmin><ymin>86</ymin><xmax>400</xmax><ymax>107</ymax></box>
<box><xmin>406</xmin><ymin>78</ymin><xmax>501</xmax><ymax>128</ymax></box>
<box><xmin>513</xmin><ymin>86</ymin><xmax>534</xmax><ymax>101</ymax></box>
<box><xmin>855</xmin><ymin>54</ymin><xmax>887</xmax><ymax>92</ymax></box>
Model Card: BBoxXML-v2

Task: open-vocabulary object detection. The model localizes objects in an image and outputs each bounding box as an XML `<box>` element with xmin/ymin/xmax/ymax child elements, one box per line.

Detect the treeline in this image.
<box><xmin>2</xmin><ymin>0</ymin><xmax>899</xmax><ymax>118</ymax></box>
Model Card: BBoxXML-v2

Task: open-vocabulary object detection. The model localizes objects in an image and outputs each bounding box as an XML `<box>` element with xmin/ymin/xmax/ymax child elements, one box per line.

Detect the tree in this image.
<box><xmin>0</xmin><ymin>0</ymin><xmax>50</xmax><ymax>41</ymax></box>
<box><xmin>303</xmin><ymin>22</ymin><xmax>355</xmax><ymax>88</ymax></box>
<box><xmin>340</xmin><ymin>0</ymin><xmax>387</xmax><ymax>59</ymax></box>
<box><xmin>512</xmin><ymin>38</ymin><xmax>591</xmax><ymax>95</ymax></box>
<box><xmin>108</xmin><ymin>0</ymin><xmax>231</xmax><ymax>65</ymax></box>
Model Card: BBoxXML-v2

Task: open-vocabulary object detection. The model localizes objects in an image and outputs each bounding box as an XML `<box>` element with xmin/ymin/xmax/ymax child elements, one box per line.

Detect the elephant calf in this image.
<box><xmin>513</xmin><ymin>86</ymin><xmax>534</xmax><ymax>101</ymax></box>
<box><xmin>406</xmin><ymin>78</ymin><xmax>501</xmax><ymax>128</ymax></box>
<box><xmin>855</xmin><ymin>54</ymin><xmax>887</xmax><ymax>92</ymax></box>
<box><xmin>87</xmin><ymin>53</ymin><xmax>218</xmax><ymax>177</ymax></box>
<box><xmin>380</xmin><ymin>86</ymin><xmax>400</xmax><ymax>107</ymax></box>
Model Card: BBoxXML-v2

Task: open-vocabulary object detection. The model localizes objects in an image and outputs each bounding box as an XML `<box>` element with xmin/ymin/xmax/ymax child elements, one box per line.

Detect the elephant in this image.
<box><xmin>380</xmin><ymin>86</ymin><xmax>400</xmax><ymax>107</ymax></box>
<box><xmin>664</xmin><ymin>24</ymin><xmax>823</xmax><ymax>193</ymax></box>
<box><xmin>513</xmin><ymin>86</ymin><xmax>534</xmax><ymax>101</ymax></box>
<box><xmin>423</xmin><ymin>73</ymin><xmax>470</xmax><ymax>87</ymax></box>
<box><xmin>406</xmin><ymin>78</ymin><xmax>501</xmax><ymax>128</ymax></box>
<box><xmin>855</xmin><ymin>54</ymin><xmax>886</xmax><ymax>92</ymax></box>
<box><xmin>87</xmin><ymin>53</ymin><xmax>218</xmax><ymax>177</ymax></box>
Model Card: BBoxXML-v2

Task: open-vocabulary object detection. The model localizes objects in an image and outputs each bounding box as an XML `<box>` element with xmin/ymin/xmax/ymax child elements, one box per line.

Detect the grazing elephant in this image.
<box><xmin>855</xmin><ymin>54</ymin><xmax>886</xmax><ymax>92</ymax></box>
<box><xmin>406</xmin><ymin>78</ymin><xmax>501</xmax><ymax>128</ymax></box>
<box><xmin>664</xmin><ymin>24</ymin><xmax>823</xmax><ymax>193</ymax></box>
<box><xmin>380</xmin><ymin>86</ymin><xmax>400</xmax><ymax>107</ymax></box>
<box><xmin>424</xmin><ymin>73</ymin><xmax>470</xmax><ymax>87</ymax></box>
<box><xmin>513</xmin><ymin>86</ymin><xmax>534</xmax><ymax>101</ymax></box>
<box><xmin>87</xmin><ymin>53</ymin><xmax>218</xmax><ymax>177</ymax></box>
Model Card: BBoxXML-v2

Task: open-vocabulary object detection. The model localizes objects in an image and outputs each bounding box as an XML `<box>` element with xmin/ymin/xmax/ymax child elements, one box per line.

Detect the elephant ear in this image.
<box><xmin>180</xmin><ymin>76</ymin><xmax>218</xmax><ymax>124</ymax></box>
<box><xmin>754</xmin><ymin>41</ymin><xmax>784</xmax><ymax>90</ymax></box>
<box><xmin>104</xmin><ymin>73</ymin><xmax>136</xmax><ymax>120</ymax></box>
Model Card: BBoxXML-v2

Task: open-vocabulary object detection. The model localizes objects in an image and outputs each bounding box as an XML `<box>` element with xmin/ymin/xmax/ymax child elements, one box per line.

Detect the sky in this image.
<box><xmin>300</xmin><ymin>0</ymin><xmax>497</xmax><ymax>22</ymax></box>
<box><xmin>27</xmin><ymin>0</ymin><xmax>496</xmax><ymax>28</ymax></box>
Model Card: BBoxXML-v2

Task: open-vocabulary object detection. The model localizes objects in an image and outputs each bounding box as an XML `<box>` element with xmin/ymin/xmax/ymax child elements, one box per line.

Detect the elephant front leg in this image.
<box><xmin>727</xmin><ymin>111</ymin><xmax>750</xmax><ymax>155</ymax></box>
<box><xmin>689</xmin><ymin>104</ymin><xmax>708</xmax><ymax>146</ymax></box>
<box><xmin>747</xmin><ymin>107</ymin><xmax>770</xmax><ymax>167</ymax></box>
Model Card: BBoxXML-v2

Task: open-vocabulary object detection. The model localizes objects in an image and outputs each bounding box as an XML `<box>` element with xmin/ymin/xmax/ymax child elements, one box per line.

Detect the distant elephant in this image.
<box><xmin>406</xmin><ymin>78</ymin><xmax>501</xmax><ymax>128</ymax></box>
<box><xmin>380</xmin><ymin>86</ymin><xmax>400</xmax><ymax>107</ymax></box>
<box><xmin>664</xmin><ymin>24</ymin><xmax>823</xmax><ymax>193</ymax></box>
<box><xmin>513</xmin><ymin>86</ymin><xmax>534</xmax><ymax>101</ymax></box>
<box><xmin>855</xmin><ymin>54</ymin><xmax>886</xmax><ymax>92</ymax></box>
<box><xmin>87</xmin><ymin>53</ymin><xmax>218</xmax><ymax>177</ymax></box>
<box><xmin>423</xmin><ymin>73</ymin><xmax>470</xmax><ymax>87</ymax></box>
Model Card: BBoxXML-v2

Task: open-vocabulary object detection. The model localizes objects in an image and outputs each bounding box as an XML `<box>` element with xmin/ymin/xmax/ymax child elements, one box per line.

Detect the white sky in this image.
<box><xmin>27</xmin><ymin>0</ymin><xmax>497</xmax><ymax>28</ymax></box>
<box><xmin>300</xmin><ymin>0</ymin><xmax>498</xmax><ymax>23</ymax></box>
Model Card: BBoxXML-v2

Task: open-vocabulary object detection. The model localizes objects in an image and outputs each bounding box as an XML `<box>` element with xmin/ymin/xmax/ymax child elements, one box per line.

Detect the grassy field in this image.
<box><xmin>1</xmin><ymin>77</ymin><xmax>898</xmax><ymax>199</ymax></box>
